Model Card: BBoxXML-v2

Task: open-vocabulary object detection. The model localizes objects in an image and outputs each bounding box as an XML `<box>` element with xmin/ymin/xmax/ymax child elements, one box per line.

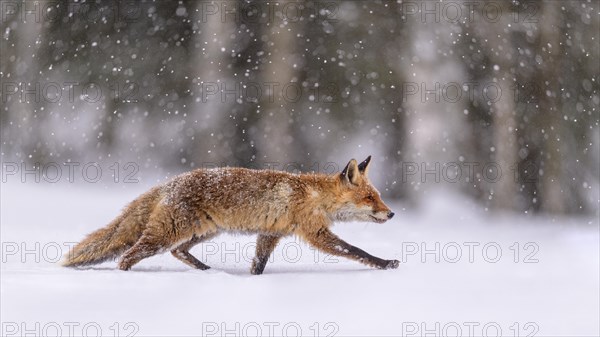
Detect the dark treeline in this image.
<box><xmin>1</xmin><ymin>0</ymin><xmax>598</xmax><ymax>214</ymax></box>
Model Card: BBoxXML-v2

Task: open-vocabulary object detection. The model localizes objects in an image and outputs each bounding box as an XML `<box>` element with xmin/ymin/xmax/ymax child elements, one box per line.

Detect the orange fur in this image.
<box><xmin>63</xmin><ymin>156</ymin><xmax>399</xmax><ymax>273</ymax></box>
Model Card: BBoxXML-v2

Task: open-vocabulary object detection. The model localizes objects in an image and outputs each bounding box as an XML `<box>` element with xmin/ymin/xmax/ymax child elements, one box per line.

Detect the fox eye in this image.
<box><xmin>366</xmin><ymin>195</ymin><xmax>375</xmax><ymax>202</ymax></box>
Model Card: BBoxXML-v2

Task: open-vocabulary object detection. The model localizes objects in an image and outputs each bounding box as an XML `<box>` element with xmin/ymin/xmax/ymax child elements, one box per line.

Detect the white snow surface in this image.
<box><xmin>1</xmin><ymin>182</ymin><xmax>598</xmax><ymax>336</ymax></box>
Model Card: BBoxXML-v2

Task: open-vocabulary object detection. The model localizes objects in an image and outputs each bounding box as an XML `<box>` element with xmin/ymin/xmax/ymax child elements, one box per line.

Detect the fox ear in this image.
<box><xmin>341</xmin><ymin>159</ymin><xmax>360</xmax><ymax>185</ymax></box>
<box><xmin>357</xmin><ymin>155</ymin><xmax>371</xmax><ymax>176</ymax></box>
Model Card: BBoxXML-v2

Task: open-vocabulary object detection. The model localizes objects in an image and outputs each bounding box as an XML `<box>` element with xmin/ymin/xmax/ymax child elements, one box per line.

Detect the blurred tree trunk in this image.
<box><xmin>256</xmin><ymin>0</ymin><xmax>305</xmax><ymax>167</ymax></box>
<box><xmin>460</xmin><ymin>0</ymin><xmax>520</xmax><ymax>210</ymax></box>
<box><xmin>459</xmin><ymin>15</ymin><xmax>497</xmax><ymax>203</ymax></box>
<box><xmin>490</xmin><ymin>22</ymin><xmax>519</xmax><ymax>212</ymax></box>
<box><xmin>535</xmin><ymin>1</ymin><xmax>582</xmax><ymax>213</ymax></box>
<box><xmin>145</xmin><ymin>0</ymin><xmax>195</xmax><ymax>169</ymax></box>
<box><xmin>557</xmin><ymin>1</ymin><xmax>600</xmax><ymax>213</ymax></box>
<box><xmin>188</xmin><ymin>0</ymin><xmax>237</xmax><ymax>167</ymax></box>
<box><xmin>0</xmin><ymin>7</ymin><xmax>25</xmax><ymax>159</ymax></box>
<box><xmin>383</xmin><ymin>1</ymin><xmax>408</xmax><ymax>199</ymax></box>
<box><xmin>226</xmin><ymin>0</ymin><xmax>266</xmax><ymax>166</ymax></box>
<box><xmin>536</xmin><ymin>1</ymin><xmax>563</xmax><ymax>212</ymax></box>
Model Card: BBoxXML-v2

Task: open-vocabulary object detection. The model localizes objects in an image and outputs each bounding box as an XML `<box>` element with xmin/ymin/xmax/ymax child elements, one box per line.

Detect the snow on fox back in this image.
<box><xmin>159</xmin><ymin>167</ymin><xmax>300</xmax><ymax>233</ymax></box>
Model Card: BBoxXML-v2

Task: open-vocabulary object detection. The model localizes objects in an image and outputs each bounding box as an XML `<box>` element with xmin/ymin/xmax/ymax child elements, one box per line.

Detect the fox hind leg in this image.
<box><xmin>250</xmin><ymin>234</ymin><xmax>281</xmax><ymax>275</ymax></box>
<box><xmin>118</xmin><ymin>230</ymin><xmax>167</xmax><ymax>271</ymax></box>
<box><xmin>118</xmin><ymin>207</ymin><xmax>181</xmax><ymax>271</ymax></box>
<box><xmin>171</xmin><ymin>232</ymin><xmax>217</xmax><ymax>270</ymax></box>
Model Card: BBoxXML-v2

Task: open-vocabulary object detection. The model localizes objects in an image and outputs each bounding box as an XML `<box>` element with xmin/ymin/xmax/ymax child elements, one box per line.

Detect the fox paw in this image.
<box><xmin>384</xmin><ymin>259</ymin><xmax>399</xmax><ymax>269</ymax></box>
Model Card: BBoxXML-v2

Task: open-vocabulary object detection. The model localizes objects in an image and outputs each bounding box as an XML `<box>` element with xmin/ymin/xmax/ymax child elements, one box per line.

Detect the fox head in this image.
<box><xmin>331</xmin><ymin>156</ymin><xmax>395</xmax><ymax>224</ymax></box>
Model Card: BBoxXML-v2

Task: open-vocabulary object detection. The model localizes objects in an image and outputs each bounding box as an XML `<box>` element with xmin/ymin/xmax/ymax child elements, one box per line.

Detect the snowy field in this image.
<box><xmin>1</xmin><ymin>182</ymin><xmax>598</xmax><ymax>336</ymax></box>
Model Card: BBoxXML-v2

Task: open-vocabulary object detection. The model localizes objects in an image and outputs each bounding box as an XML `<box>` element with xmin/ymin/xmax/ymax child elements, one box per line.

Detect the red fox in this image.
<box><xmin>63</xmin><ymin>156</ymin><xmax>399</xmax><ymax>274</ymax></box>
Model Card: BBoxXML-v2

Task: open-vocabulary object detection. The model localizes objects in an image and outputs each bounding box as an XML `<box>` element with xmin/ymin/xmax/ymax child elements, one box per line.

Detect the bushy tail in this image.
<box><xmin>63</xmin><ymin>188</ymin><xmax>159</xmax><ymax>267</ymax></box>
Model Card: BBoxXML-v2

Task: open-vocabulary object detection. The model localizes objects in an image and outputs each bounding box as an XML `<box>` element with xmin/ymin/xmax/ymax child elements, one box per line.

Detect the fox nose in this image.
<box><xmin>387</xmin><ymin>212</ymin><xmax>395</xmax><ymax>219</ymax></box>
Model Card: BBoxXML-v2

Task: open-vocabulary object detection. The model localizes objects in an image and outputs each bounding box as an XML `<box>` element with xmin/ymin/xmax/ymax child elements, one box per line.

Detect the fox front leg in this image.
<box><xmin>250</xmin><ymin>234</ymin><xmax>281</xmax><ymax>275</ymax></box>
<box><xmin>302</xmin><ymin>227</ymin><xmax>399</xmax><ymax>270</ymax></box>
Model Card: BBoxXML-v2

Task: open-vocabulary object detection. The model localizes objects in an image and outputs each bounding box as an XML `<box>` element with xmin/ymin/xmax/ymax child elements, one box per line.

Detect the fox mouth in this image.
<box><xmin>369</xmin><ymin>215</ymin><xmax>387</xmax><ymax>224</ymax></box>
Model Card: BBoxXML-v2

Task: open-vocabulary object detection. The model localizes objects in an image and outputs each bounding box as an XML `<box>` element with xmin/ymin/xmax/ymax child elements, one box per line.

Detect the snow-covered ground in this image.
<box><xmin>1</xmin><ymin>182</ymin><xmax>598</xmax><ymax>336</ymax></box>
